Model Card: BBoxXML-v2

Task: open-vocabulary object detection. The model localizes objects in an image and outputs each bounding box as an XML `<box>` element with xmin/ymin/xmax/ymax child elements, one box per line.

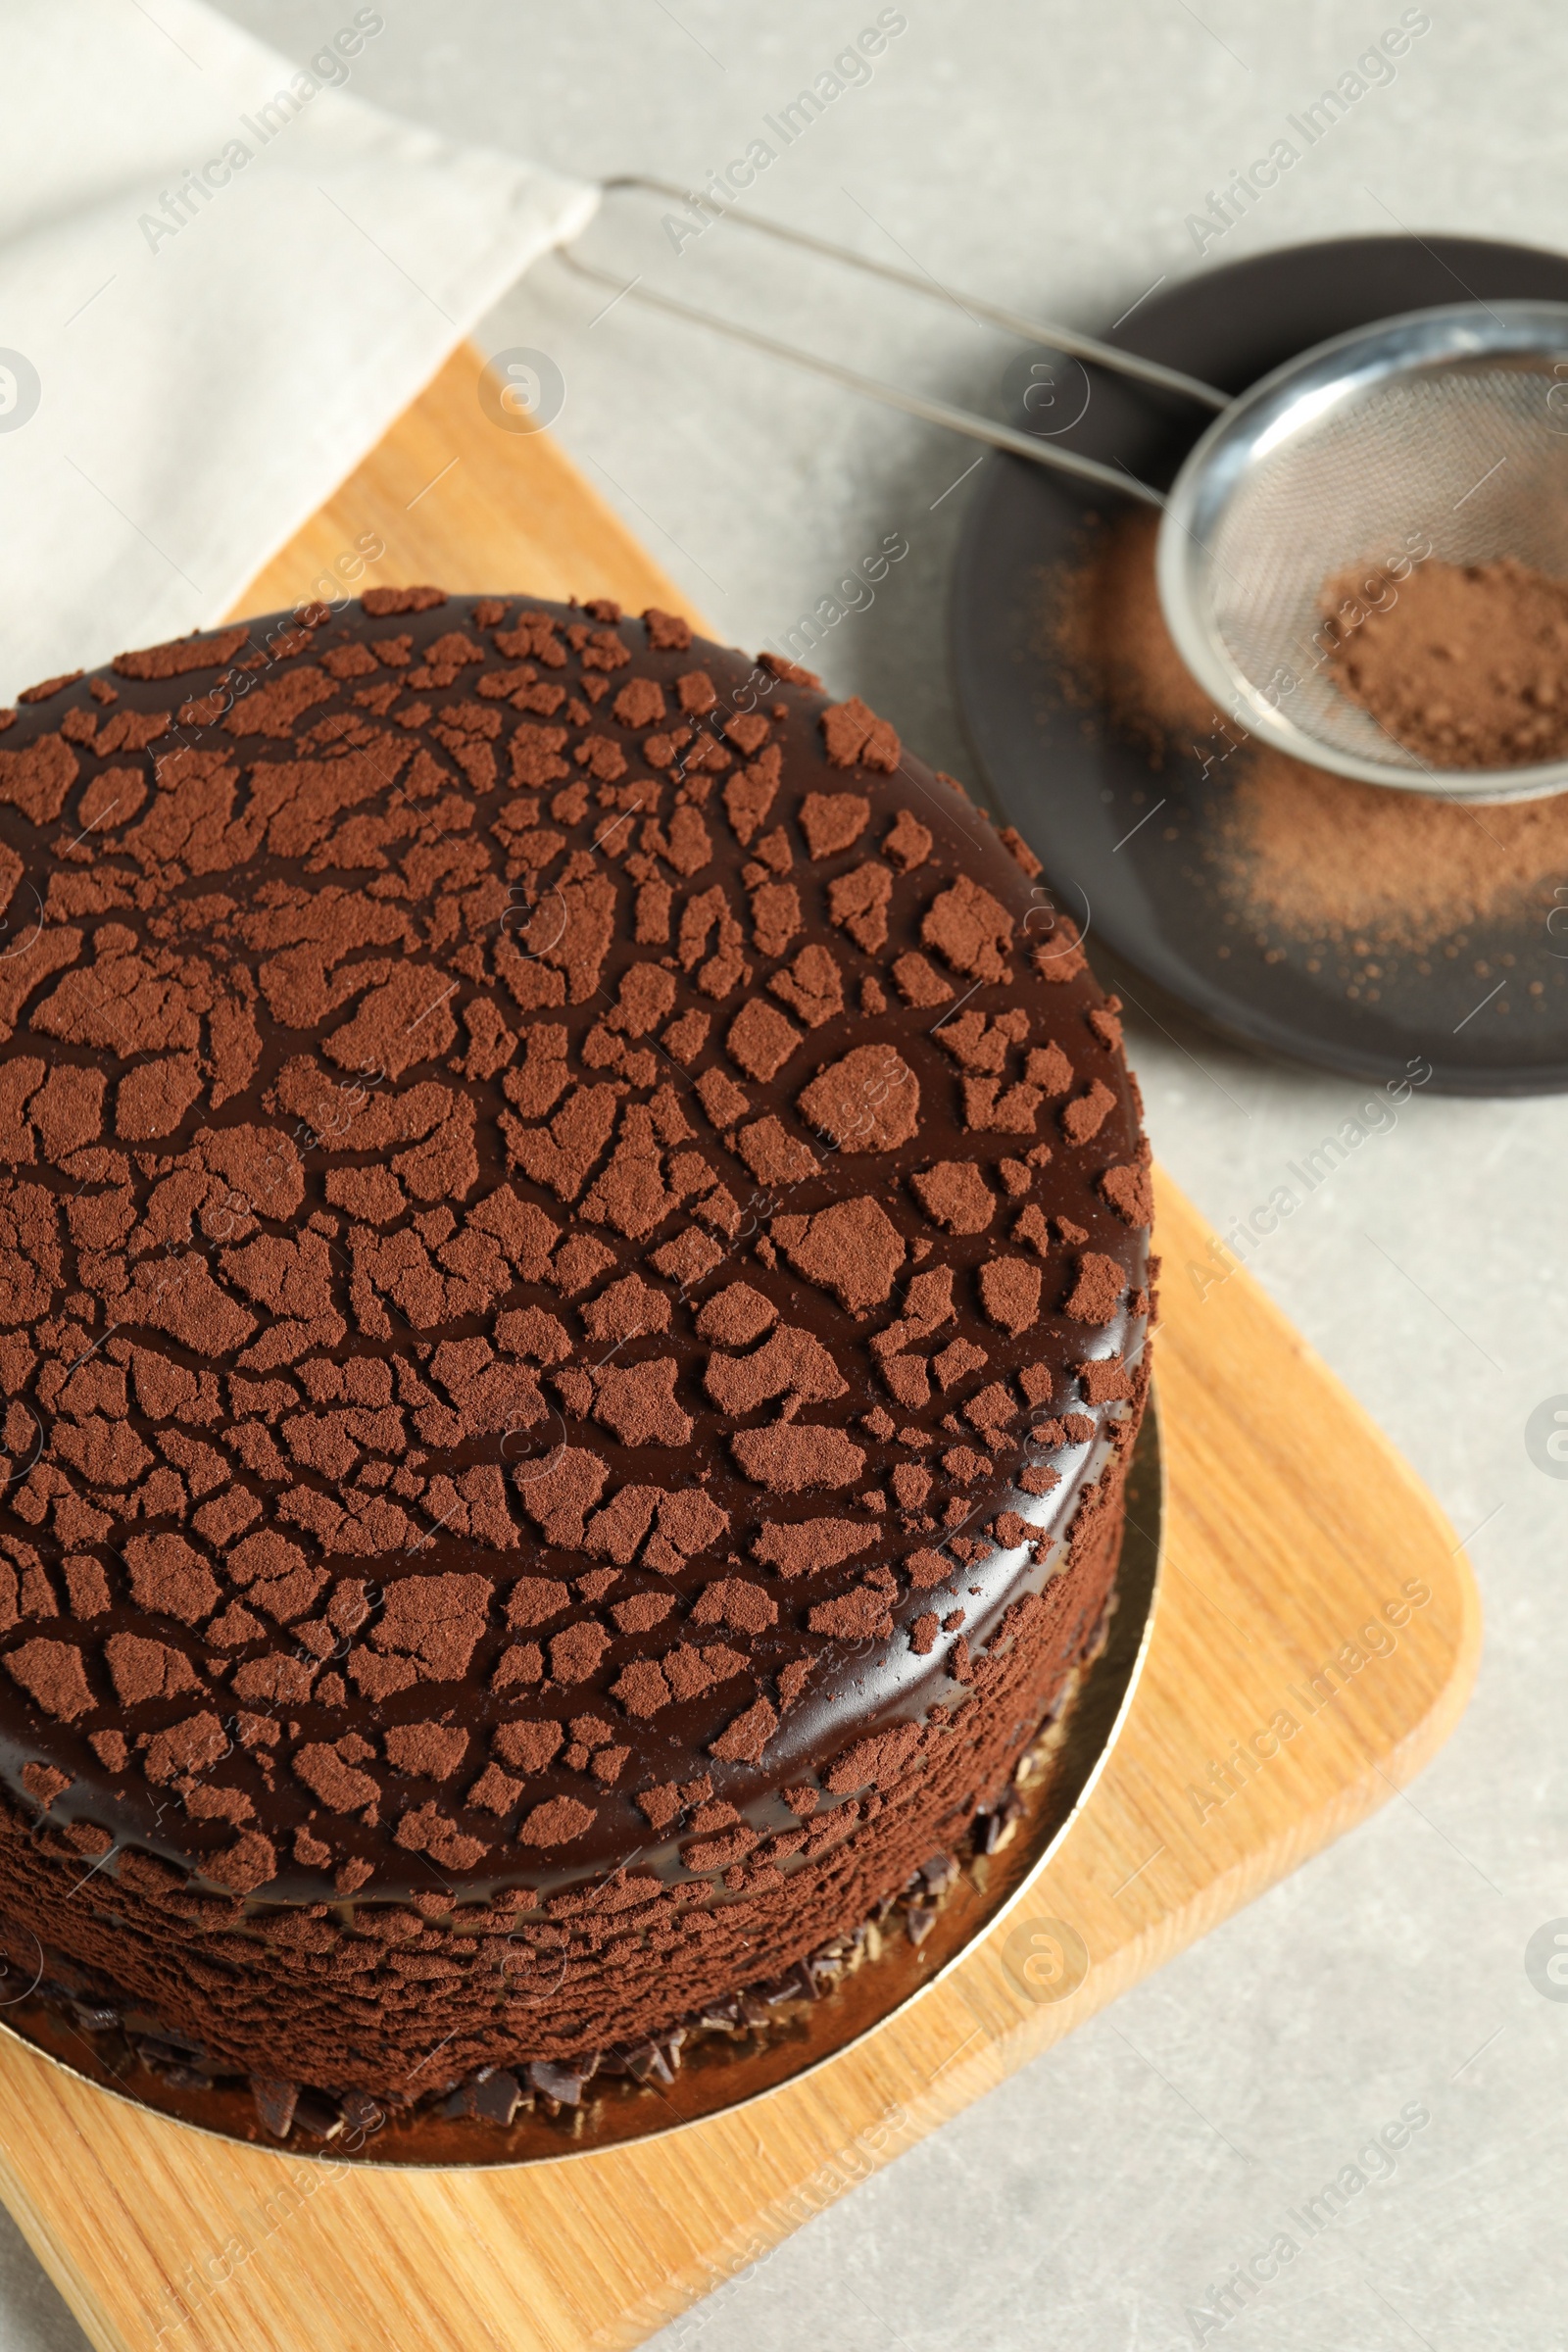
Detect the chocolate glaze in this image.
<box><xmin>0</xmin><ymin>1469</ymin><xmax>1127</xmax><ymax>2098</ymax></box>
<box><xmin>0</xmin><ymin>595</ymin><xmax>1152</xmax><ymax>1965</ymax></box>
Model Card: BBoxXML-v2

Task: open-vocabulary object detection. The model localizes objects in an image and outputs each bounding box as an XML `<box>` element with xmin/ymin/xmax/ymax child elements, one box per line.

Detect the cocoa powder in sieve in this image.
<box><xmin>1322</xmin><ymin>554</ymin><xmax>1568</xmax><ymax>768</ymax></box>
<box><xmin>1046</xmin><ymin>509</ymin><xmax>1568</xmax><ymax>950</ymax></box>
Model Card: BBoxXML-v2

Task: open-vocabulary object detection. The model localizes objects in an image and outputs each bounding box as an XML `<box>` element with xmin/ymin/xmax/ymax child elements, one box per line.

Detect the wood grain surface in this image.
<box><xmin>0</xmin><ymin>346</ymin><xmax>1482</xmax><ymax>2352</ymax></box>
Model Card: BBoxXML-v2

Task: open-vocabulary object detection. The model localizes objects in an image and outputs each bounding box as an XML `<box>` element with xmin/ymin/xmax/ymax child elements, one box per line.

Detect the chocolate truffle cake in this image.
<box><xmin>0</xmin><ymin>590</ymin><xmax>1152</xmax><ymax>2139</ymax></box>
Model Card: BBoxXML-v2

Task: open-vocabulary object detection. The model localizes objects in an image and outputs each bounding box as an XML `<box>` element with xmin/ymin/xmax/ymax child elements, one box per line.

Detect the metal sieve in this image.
<box><xmin>559</xmin><ymin>186</ymin><xmax>1568</xmax><ymax>806</ymax></box>
<box><xmin>1157</xmin><ymin>304</ymin><xmax>1568</xmax><ymax>806</ymax></box>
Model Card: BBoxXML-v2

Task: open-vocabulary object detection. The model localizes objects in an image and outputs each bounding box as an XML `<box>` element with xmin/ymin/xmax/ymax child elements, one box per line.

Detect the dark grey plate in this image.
<box><xmin>952</xmin><ymin>233</ymin><xmax>1568</xmax><ymax>1095</ymax></box>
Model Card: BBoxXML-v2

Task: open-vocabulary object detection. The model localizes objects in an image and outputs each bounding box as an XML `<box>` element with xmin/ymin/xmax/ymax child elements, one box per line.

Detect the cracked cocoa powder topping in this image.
<box><xmin>0</xmin><ymin>594</ymin><xmax>1149</xmax><ymax>1903</ymax></box>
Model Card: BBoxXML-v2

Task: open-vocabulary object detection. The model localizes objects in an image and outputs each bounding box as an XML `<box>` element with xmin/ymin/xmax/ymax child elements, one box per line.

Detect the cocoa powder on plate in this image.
<box><xmin>1046</xmin><ymin>509</ymin><xmax>1568</xmax><ymax>950</ymax></box>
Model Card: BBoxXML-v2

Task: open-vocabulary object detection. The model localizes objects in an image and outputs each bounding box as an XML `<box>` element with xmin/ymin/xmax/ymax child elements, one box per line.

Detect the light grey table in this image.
<box><xmin>12</xmin><ymin>6</ymin><xmax>1568</xmax><ymax>2346</ymax></box>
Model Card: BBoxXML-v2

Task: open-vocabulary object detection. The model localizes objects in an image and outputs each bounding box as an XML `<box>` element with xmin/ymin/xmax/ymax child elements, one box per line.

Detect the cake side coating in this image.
<box><xmin>0</xmin><ymin>592</ymin><xmax>1152</xmax><ymax>2095</ymax></box>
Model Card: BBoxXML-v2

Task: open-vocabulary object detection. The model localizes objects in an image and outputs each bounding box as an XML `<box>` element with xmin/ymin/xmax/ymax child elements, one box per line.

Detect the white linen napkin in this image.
<box><xmin>0</xmin><ymin>0</ymin><xmax>598</xmax><ymax>702</ymax></box>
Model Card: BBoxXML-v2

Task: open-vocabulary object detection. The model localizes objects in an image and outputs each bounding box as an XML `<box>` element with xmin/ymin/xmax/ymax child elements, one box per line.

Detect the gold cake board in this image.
<box><xmin>0</xmin><ymin>348</ymin><xmax>1481</xmax><ymax>2352</ymax></box>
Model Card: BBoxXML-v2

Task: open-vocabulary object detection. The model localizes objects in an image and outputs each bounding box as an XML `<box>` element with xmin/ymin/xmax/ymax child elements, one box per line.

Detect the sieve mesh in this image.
<box><xmin>1200</xmin><ymin>359</ymin><xmax>1568</xmax><ymax>771</ymax></box>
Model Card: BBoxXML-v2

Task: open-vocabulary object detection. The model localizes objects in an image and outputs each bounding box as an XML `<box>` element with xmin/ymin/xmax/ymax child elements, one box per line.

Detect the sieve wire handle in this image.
<box><xmin>594</xmin><ymin>177</ymin><xmax>1225</xmax><ymax>410</ymax></box>
<box><xmin>553</xmin><ymin>175</ymin><xmax>1224</xmax><ymax>509</ymax></box>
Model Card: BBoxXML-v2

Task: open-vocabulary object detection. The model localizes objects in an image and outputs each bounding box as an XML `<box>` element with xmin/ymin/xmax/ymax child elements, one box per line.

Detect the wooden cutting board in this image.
<box><xmin>0</xmin><ymin>348</ymin><xmax>1481</xmax><ymax>2352</ymax></box>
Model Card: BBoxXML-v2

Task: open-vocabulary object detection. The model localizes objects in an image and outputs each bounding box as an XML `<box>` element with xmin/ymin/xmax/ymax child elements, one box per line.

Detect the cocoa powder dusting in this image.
<box><xmin>1323</xmin><ymin>555</ymin><xmax>1568</xmax><ymax>769</ymax></box>
<box><xmin>1048</xmin><ymin>510</ymin><xmax>1568</xmax><ymax>950</ymax></box>
<box><xmin>1047</xmin><ymin>507</ymin><xmax>1216</xmax><ymax>759</ymax></box>
<box><xmin>0</xmin><ymin>589</ymin><xmax>1155</xmax><ymax>2131</ymax></box>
